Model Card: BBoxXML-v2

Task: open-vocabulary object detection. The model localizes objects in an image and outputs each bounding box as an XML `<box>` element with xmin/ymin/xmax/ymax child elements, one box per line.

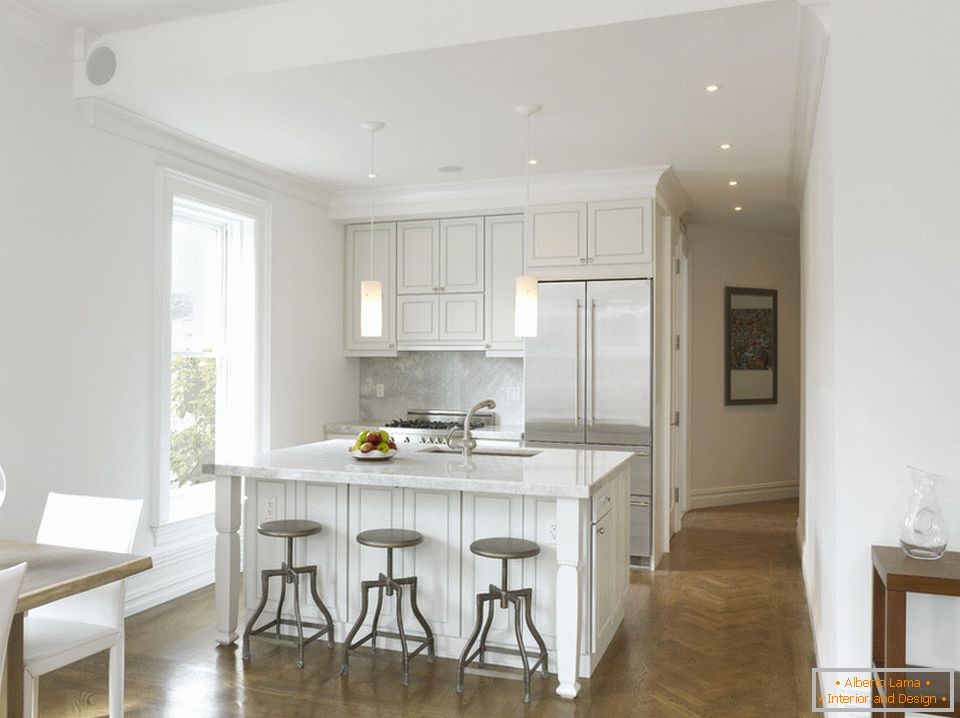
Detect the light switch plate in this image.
<box><xmin>376</xmin><ymin>383</ymin><xmax>385</xmax><ymax>398</ymax></box>
<box><xmin>507</xmin><ymin>386</ymin><xmax>521</xmax><ymax>401</ymax></box>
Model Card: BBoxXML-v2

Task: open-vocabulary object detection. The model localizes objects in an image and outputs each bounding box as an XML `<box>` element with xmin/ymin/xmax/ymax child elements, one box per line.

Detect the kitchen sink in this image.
<box><xmin>417</xmin><ymin>446</ymin><xmax>541</xmax><ymax>458</ymax></box>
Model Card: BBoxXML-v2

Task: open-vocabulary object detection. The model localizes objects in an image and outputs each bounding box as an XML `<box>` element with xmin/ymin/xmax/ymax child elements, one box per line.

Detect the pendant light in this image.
<box><xmin>514</xmin><ymin>104</ymin><xmax>541</xmax><ymax>338</ymax></box>
<box><xmin>359</xmin><ymin>121</ymin><xmax>385</xmax><ymax>338</ymax></box>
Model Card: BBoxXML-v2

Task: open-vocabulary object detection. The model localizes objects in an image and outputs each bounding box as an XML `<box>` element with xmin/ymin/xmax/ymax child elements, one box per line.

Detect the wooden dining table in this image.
<box><xmin>0</xmin><ymin>540</ymin><xmax>152</xmax><ymax>718</ymax></box>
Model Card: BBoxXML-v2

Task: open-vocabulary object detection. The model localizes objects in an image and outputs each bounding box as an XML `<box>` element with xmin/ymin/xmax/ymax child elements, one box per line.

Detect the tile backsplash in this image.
<box><xmin>359</xmin><ymin>352</ymin><xmax>524</xmax><ymax>426</ymax></box>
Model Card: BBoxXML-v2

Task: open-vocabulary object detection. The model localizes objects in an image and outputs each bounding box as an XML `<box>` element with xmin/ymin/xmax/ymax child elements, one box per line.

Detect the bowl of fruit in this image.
<box><xmin>349</xmin><ymin>429</ymin><xmax>398</xmax><ymax>460</ymax></box>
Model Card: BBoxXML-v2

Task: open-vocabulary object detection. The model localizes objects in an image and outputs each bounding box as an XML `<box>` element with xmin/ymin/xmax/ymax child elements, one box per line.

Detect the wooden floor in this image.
<box><xmin>37</xmin><ymin>499</ymin><xmax>815</xmax><ymax>717</ymax></box>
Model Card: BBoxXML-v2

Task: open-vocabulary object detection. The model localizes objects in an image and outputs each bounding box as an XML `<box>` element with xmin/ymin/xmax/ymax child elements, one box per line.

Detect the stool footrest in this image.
<box><xmin>249</xmin><ymin>618</ymin><xmax>333</xmax><ymax>649</ymax></box>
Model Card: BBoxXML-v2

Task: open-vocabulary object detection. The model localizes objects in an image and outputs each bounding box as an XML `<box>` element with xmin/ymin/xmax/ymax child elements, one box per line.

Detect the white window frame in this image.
<box><xmin>152</xmin><ymin>167</ymin><xmax>271</xmax><ymax>538</ymax></box>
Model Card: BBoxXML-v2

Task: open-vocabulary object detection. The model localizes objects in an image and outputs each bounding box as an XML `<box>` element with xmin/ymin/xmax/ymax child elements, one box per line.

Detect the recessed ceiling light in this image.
<box><xmin>734</xmin><ymin>206</ymin><xmax>743</xmax><ymax>212</ymax></box>
<box><xmin>720</xmin><ymin>143</ymin><xmax>732</xmax><ymax>150</ymax></box>
<box><xmin>705</xmin><ymin>84</ymin><xmax>721</xmax><ymax>93</ymax></box>
<box><xmin>437</xmin><ymin>165</ymin><xmax>464</xmax><ymax>173</ymax></box>
<box><xmin>728</xmin><ymin>180</ymin><xmax>738</xmax><ymax>186</ymax></box>
<box><xmin>528</xmin><ymin>158</ymin><xmax>538</xmax><ymax>165</ymax></box>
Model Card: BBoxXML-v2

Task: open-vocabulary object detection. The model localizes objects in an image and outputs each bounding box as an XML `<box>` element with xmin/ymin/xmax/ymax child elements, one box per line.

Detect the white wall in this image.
<box><xmin>802</xmin><ymin>0</ymin><xmax>960</xmax><ymax>683</ymax></box>
<box><xmin>686</xmin><ymin>224</ymin><xmax>801</xmax><ymax>509</ymax></box>
<box><xmin>0</xmin><ymin>28</ymin><xmax>357</xmax><ymax>609</ymax></box>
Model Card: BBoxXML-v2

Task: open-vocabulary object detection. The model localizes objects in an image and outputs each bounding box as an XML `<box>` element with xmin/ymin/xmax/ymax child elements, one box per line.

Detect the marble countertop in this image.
<box><xmin>205</xmin><ymin>440</ymin><xmax>633</xmax><ymax>498</ymax></box>
<box><xmin>325</xmin><ymin>421</ymin><xmax>524</xmax><ymax>442</ymax></box>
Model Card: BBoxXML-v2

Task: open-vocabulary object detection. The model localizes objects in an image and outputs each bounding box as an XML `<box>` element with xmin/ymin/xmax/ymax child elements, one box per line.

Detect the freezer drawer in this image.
<box><xmin>629</xmin><ymin>495</ymin><xmax>651</xmax><ymax>558</ymax></box>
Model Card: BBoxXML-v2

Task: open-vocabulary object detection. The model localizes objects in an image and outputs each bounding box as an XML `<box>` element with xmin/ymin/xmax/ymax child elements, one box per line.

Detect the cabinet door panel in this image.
<box><xmin>591</xmin><ymin>509</ymin><xmax>615</xmax><ymax>653</ymax></box>
<box><xmin>525</xmin><ymin>204</ymin><xmax>586</xmax><ymax>268</ymax></box>
<box><xmin>397</xmin><ymin>220</ymin><xmax>439</xmax><ymax>294</ymax></box>
<box><xmin>345</xmin><ymin>223</ymin><xmax>396</xmax><ymax>354</ymax></box>
<box><xmin>484</xmin><ymin>215</ymin><xmax>524</xmax><ymax>355</ymax></box>
<box><xmin>402</xmin><ymin>489</ymin><xmax>461</xmax><ymax>637</ymax></box>
<box><xmin>301</xmin><ymin>483</ymin><xmax>349</xmax><ymax>624</ymax></box>
<box><xmin>587</xmin><ymin>199</ymin><xmax>652</xmax><ymax>265</ymax></box>
<box><xmin>522</xmin><ymin>497</ymin><xmax>558</xmax><ymax>647</ymax></box>
<box><xmin>439</xmin><ymin>293</ymin><xmax>484</xmax><ymax>343</ymax></box>
<box><xmin>397</xmin><ymin>295</ymin><xmax>439</xmax><ymax>343</ymax></box>
<box><xmin>440</xmin><ymin>217</ymin><xmax>484</xmax><ymax>293</ymax></box>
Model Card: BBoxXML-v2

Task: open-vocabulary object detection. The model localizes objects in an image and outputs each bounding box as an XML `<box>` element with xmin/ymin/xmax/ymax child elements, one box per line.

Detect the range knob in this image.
<box><xmin>403</xmin><ymin>436</ymin><xmax>410</xmax><ymax>443</ymax></box>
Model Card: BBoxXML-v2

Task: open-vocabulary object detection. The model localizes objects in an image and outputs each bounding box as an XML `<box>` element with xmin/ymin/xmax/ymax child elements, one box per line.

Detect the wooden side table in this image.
<box><xmin>872</xmin><ymin>545</ymin><xmax>960</xmax><ymax>718</ymax></box>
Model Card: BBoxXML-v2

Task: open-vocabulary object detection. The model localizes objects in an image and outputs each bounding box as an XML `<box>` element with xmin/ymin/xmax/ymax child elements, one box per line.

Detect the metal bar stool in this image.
<box><xmin>242</xmin><ymin>519</ymin><xmax>335</xmax><ymax>668</ymax></box>
<box><xmin>457</xmin><ymin>537</ymin><xmax>549</xmax><ymax>703</ymax></box>
<box><xmin>341</xmin><ymin>528</ymin><xmax>435</xmax><ymax>686</ymax></box>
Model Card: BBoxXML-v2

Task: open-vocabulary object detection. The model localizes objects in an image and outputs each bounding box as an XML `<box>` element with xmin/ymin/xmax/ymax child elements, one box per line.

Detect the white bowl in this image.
<box><xmin>351</xmin><ymin>448</ymin><xmax>398</xmax><ymax>461</ymax></box>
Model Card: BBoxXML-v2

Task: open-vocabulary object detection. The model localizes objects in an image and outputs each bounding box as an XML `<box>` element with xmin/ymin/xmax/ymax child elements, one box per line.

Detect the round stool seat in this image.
<box><xmin>470</xmin><ymin>537</ymin><xmax>540</xmax><ymax>560</ymax></box>
<box><xmin>356</xmin><ymin>528</ymin><xmax>423</xmax><ymax>549</ymax></box>
<box><xmin>258</xmin><ymin>519</ymin><xmax>322</xmax><ymax>538</ymax></box>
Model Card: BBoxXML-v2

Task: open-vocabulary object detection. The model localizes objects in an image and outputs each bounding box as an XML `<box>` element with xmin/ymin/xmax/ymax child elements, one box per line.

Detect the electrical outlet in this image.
<box><xmin>507</xmin><ymin>386</ymin><xmax>521</xmax><ymax>401</ymax></box>
<box><xmin>539</xmin><ymin>520</ymin><xmax>558</xmax><ymax>545</ymax></box>
<box><xmin>264</xmin><ymin>498</ymin><xmax>277</xmax><ymax>521</ymax></box>
<box><xmin>376</xmin><ymin>383</ymin><xmax>385</xmax><ymax>398</ymax></box>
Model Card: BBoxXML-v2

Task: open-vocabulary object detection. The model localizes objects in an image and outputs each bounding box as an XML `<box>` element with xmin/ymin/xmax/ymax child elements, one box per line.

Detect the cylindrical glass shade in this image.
<box><xmin>360</xmin><ymin>279</ymin><xmax>383</xmax><ymax>337</ymax></box>
<box><xmin>514</xmin><ymin>275</ymin><xmax>538</xmax><ymax>338</ymax></box>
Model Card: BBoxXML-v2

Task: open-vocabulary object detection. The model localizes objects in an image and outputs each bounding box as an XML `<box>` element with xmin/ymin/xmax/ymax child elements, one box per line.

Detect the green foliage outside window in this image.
<box><xmin>170</xmin><ymin>355</ymin><xmax>216</xmax><ymax>487</ymax></box>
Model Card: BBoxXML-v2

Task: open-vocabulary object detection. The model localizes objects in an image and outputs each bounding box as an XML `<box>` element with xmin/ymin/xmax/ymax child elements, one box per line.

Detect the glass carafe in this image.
<box><xmin>900</xmin><ymin>466</ymin><xmax>948</xmax><ymax>560</ymax></box>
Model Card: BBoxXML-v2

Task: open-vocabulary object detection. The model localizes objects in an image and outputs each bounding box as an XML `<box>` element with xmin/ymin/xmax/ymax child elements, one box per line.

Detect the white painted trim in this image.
<box><xmin>124</xmin><ymin>526</ymin><xmax>215</xmax><ymax>616</ymax></box>
<box><xmin>329</xmin><ymin>166</ymin><xmax>669</xmax><ymax>222</ymax></box>
<box><xmin>655</xmin><ymin>166</ymin><xmax>693</xmax><ymax>219</ymax></box>
<box><xmin>81</xmin><ymin>99</ymin><xmax>329</xmax><ymax>208</ymax></box>
<box><xmin>151</xmin><ymin>167</ymin><xmax>272</xmax><ymax>534</ymax></box>
<box><xmin>0</xmin><ymin>0</ymin><xmax>72</xmax><ymax>57</ymax></box>
<box><xmin>797</xmin><ymin>0</ymin><xmax>831</xmax><ymax>35</ymax></box>
<box><xmin>689</xmin><ymin>480</ymin><xmax>800</xmax><ymax>510</ymax></box>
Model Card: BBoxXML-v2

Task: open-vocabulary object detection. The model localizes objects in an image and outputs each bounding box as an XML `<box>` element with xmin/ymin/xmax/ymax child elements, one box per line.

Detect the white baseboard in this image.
<box><xmin>689</xmin><ymin>480</ymin><xmax>799</xmax><ymax>509</ymax></box>
<box><xmin>124</xmin><ymin>530</ymin><xmax>216</xmax><ymax>616</ymax></box>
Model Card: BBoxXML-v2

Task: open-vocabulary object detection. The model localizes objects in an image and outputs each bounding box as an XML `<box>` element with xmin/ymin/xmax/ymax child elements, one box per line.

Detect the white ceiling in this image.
<box><xmin>20</xmin><ymin>0</ymin><xmax>804</xmax><ymax>236</ymax></box>
<box><xmin>18</xmin><ymin>0</ymin><xmax>288</xmax><ymax>33</ymax></box>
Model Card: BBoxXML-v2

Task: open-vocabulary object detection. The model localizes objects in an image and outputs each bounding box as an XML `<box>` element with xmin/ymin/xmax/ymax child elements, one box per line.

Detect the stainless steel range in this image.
<box><xmin>384</xmin><ymin>409</ymin><xmax>495</xmax><ymax>445</ymax></box>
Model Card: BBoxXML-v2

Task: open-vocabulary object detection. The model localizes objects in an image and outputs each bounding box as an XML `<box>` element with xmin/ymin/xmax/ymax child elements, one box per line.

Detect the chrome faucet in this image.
<box><xmin>447</xmin><ymin>399</ymin><xmax>496</xmax><ymax>461</ymax></box>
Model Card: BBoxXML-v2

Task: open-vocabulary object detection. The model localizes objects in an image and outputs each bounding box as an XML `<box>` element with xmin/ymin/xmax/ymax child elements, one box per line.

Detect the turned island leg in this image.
<box><xmin>216</xmin><ymin>475</ymin><xmax>243</xmax><ymax>645</ymax></box>
<box><xmin>555</xmin><ymin>497</ymin><xmax>587</xmax><ymax>699</ymax></box>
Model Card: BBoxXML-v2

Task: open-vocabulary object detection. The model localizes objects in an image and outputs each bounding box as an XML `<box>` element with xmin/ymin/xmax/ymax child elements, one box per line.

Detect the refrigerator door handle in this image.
<box><xmin>589</xmin><ymin>298</ymin><xmax>597</xmax><ymax>425</ymax></box>
<box><xmin>574</xmin><ymin>298</ymin><xmax>581</xmax><ymax>426</ymax></box>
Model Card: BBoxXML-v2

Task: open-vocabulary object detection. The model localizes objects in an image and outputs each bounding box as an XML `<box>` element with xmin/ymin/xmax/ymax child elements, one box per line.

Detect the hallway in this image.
<box><xmin>39</xmin><ymin>500</ymin><xmax>815</xmax><ymax>717</ymax></box>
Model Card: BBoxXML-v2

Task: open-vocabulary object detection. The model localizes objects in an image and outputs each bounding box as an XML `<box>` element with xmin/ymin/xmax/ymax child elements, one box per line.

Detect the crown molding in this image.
<box><xmin>80</xmin><ymin>98</ymin><xmax>330</xmax><ymax>208</ymax></box>
<box><xmin>0</xmin><ymin>0</ymin><xmax>72</xmax><ymax>57</ymax></box>
<box><xmin>655</xmin><ymin>166</ymin><xmax>693</xmax><ymax>218</ymax></box>
<box><xmin>329</xmin><ymin>166</ymin><xmax>669</xmax><ymax>221</ymax></box>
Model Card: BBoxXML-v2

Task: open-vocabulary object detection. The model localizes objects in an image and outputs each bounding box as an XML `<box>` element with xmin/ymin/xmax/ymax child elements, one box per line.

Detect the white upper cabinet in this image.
<box><xmin>484</xmin><ymin>215</ymin><xmax>524</xmax><ymax>356</ymax></box>
<box><xmin>588</xmin><ymin>199</ymin><xmax>653</xmax><ymax>265</ymax></box>
<box><xmin>397</xmin><ymin>220</ymin><xmax>440</xmax><ymax>294</ymax></box>
<box><xmin>439</xmin><ymin>217</ymin><xmax>484</xmax><ymax>293</ymax></box>
<box><xmin>397</xmin><ymin>295</ymin><xmax>439</xmax><ymax>343</ymax></box>
<box><xmin>439</xmin><ymin>293</ymin><xmax>484</xmax><ymax>342</ymax></box>
<box><xmin>344</xmin><ymin>222</ymin><xmax>397</xmax><ymax>356</ymax></box>
<box><xmin>525</xmin><ymin>204</ymin><xmax>587</xmax><ymax>268</ymax></box>
<box><xmin>525</xmin><ymin>198</ymin><xmax>654</xmax><ymax>279</ymax></box>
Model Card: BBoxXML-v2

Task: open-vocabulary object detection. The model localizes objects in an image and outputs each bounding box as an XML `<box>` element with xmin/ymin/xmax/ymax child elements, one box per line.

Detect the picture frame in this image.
<box><xmin>724</xmin><ymin>286</ymin><xmax>778</xmax><ymax>405</ymax></box>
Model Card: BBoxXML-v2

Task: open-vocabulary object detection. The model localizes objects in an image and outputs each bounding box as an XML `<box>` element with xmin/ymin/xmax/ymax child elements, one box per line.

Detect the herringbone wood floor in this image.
<box><xmin>36</xmin><ymin>499</ymin><xmax>815</xmax><ymax>717</ymax></box>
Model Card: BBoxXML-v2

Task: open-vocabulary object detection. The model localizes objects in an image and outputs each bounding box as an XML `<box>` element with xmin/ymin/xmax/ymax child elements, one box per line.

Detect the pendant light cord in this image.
<box><xmin>524</xmin><ymin>112</ymin><xmax>531</xmax><ymax>207</ymax></box>
<box><xmin>368</xmin><ymin>128</ymin><xmax>375</xmax><ymax>278</ymax></box>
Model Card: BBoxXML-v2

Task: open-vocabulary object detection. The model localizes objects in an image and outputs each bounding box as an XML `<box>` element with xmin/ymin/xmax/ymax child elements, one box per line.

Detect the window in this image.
<box><xmin>154</xmin><ymin>170</ymin><xmax>270</xmax><ymax>528</ymax></box>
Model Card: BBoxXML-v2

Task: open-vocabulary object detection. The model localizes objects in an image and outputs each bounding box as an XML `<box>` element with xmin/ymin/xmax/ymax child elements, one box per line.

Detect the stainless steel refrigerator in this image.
<box><xmin>524</xmin><ymin>279</ymin><xmax>652</xmax><ymax>562</ymax></box>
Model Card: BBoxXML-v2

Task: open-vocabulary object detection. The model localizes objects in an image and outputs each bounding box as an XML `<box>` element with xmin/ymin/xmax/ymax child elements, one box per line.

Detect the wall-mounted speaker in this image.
<box><xmin>85</xmin><ymin>46</ymin><xmax>117</xmax><ymax>87</ymax></box>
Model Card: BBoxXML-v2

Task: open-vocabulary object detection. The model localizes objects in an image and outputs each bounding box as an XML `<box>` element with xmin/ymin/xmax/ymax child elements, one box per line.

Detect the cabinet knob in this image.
<box><xmin>485</xmin><ymin>344</ymin><xmax>491</xmax><ymax>349</ymax></box>
<box><xmin>432</xmin><ymin>287</ymin><xmax>438</xmax><ymax>292</ymax></box>
<box><xmin>388</xmin><ymin>343</ymin><xmax>395</xmax><ymax>349</ymax></box>
<box><xmin>579</xmin><ymin>257</ymin><xmax>586</xmax><ymax>264</ymax></box>
<box><xmin>587</xmin><ymin>257</ymin><xmax>594</xmax><ymax>264</ymax></box>
<box><xmin>597</xmin><ymin>526</ymin><xmax>607</xmax><ymax>535</ymax></box>
<box><xmin>440</xmin><ymin>287</ymin><xmax>446</xmax><ymax>292</ymax></box>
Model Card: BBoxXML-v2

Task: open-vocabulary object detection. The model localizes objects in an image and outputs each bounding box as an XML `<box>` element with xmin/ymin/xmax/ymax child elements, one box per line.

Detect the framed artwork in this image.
<box><xmin>724</xmin><ymin>287</ymin><xmax>778</xmax><ymax>405</ymax></box>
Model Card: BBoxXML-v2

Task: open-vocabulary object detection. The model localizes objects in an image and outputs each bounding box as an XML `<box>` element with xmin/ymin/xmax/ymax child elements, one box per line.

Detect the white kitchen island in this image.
<box><xmin>206</xmin><ymin>440</ymin><xmax>632</xmax><ymax>699</ymax></box>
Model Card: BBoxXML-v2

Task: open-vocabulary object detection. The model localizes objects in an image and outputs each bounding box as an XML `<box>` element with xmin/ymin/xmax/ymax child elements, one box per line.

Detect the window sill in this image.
<box><xmin>151</xmin><ymin>511</ymin><xmax>216</xmax><ymax>546</ymax></box>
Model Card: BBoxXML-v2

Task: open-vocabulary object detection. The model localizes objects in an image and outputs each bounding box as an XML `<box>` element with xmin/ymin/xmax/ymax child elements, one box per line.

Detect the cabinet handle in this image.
<box><xmin>589</xmin><ymin>298</ymin><xmax>597</xmax><ymax>426</ymax></box>
<box><xmin>433</xmin><ymin>287</ymin><xmax>439</xmax><ymax>292</ymax></box>
<box><xmin>574</xmin><ymin>298</ymin><xmax>582</xmax><ymax>426</ymax></box>
<box><xmin>604</xmin><ymin>495</ymin><xmax>612</xmax><ymax>503</ymax></box>
<box><xmin>485</xmin><ymin>344</ymin><xmax>491</xmax><ymax>349</ymax></box>
<box><xmin>579</xmin><ymin>257</ymin><xmax>586</xmax><ymax>264</ymax></box>
<box><xmin>597</xmin><ymin>526</ymin><xmax>606</xmax><ymax>535</ymax></box>
<box><xmin>587</xmin><ymin>257</ymin><xmax>594</xmax><ymax>264</ymax></box>
<box><xmin>388</xmin><ymin>343</ymin><xmax>395</xmax><ymax>349</ymax></box>
<box><xmin>440</xmin><ymin>287</ymin><xmax>446</xmax><ymax>292</ymax></box>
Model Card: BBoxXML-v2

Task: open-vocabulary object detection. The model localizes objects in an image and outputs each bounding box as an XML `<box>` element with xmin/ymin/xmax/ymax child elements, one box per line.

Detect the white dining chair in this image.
<box><xmin>24</xmin><ymin>493</ymin><xmax>143</xmax><ymax>718</ymax></box>
<box><xmin>0</xmin><ymin>562</ymin><xmax>27</xmax><ymax>678</ymax></box>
